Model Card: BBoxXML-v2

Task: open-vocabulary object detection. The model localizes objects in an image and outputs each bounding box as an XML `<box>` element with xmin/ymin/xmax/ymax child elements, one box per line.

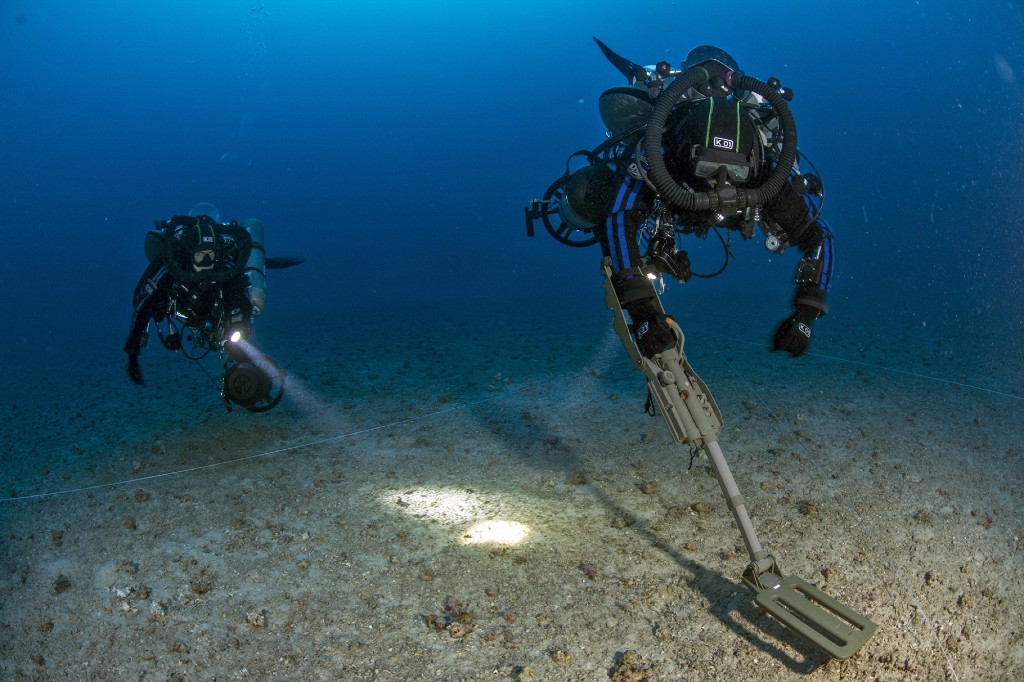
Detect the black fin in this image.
<box><xmin>593</xmin><ymin>37</ymin><xmax>644</xmax><ymax>85</ymax></box>
<box><xmin>266</xmin><ymin>256</ymin><xmax>305</xmax><ymax>269</ymax></box>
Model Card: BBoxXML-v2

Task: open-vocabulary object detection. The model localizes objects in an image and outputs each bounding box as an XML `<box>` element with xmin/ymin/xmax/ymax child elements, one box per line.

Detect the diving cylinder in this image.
<box><xmin>241</xmin><ymin>219</ymin><xmax>267</xmax><ymax>315</ymax></box>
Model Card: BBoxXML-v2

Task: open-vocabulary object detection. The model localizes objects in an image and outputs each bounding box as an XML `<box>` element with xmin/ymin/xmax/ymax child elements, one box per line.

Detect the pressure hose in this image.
<box><xmin>642</xmin><ymin>67</ymin><xmax>799</xmax><ymax>212</ymax></box>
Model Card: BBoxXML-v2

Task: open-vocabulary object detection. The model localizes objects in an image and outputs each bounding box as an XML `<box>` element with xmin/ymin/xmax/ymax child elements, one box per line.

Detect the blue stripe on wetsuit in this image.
<box><xmin>816</xmin><ymin>218</ymin><xmax>834</xmax><ymax>294</ymax></box>
<box><xmin>607</xmin><ymin>176</ymin><xmax>643</xmax><ymax>273</ymax></box>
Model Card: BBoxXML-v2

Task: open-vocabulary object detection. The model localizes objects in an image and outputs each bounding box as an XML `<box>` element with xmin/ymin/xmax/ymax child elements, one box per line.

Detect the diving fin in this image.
<box><xmin>266</xmin><ymin>256</ymin><xmax>305</xmax><ymax>269</ymax></box>
<box><xmin>593</xmin><ymin>37</ymin><xmax>646</xmax><ymax>85</ymax></box>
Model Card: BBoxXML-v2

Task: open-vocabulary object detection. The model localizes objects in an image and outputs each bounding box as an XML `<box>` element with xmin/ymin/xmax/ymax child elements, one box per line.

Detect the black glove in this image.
<box><xmin>124</xmin><ymin>333</ymin><xmax>147</xmax><ymax>384</ymax></box>
<box><xmin>127</xmin><ymin>352</ymin><xmax>143</xmax><ymax>384</ymax></box>
<box><xmin>772</xmin><ymin>305</ymin><xmax>818</xmax><ymax>357</ymax></box>
<box><xmin>628</xmin><ymin>301</ymin><xmax>676</xmax><ymax>358</ymax></box>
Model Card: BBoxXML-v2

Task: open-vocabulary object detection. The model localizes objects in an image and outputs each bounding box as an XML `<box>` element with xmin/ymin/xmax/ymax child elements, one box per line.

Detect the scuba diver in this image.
<box><xmin>123</xmin><ymin>203</ymin><xmax>304</xmax><ymax>412</ymax></box>
<box><xmin>526</xmin><ymin>39</ymin><xmax>833</xmax><ymax>359</ymax></box>
<box><xmin>523</xmin><ymin>43</ymin><xmax>878</xmax><ymax>660</ymax></box>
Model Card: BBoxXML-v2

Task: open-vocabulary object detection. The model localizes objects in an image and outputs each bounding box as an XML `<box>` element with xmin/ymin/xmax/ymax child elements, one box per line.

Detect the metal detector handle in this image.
<box><xmin>646</xmin><ymin>334</ymin><xmax>723</xmax><ymax>447</ymax></box>
<box><xmin>601</xmin><ymin>258</ymin><xmax>722</xmax><ymax>442</ymax></box>
<box><xmin>601</xmin><ymin>258</ymin><xmax>665</xmax><ymax>369</ymax></box>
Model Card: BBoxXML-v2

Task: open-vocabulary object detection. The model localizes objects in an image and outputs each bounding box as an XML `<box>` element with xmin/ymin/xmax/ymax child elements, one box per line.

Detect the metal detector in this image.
<box><xmin>602</xmin><ymin>258</ymin><xmax>876</xmax><ymax>660</ymax></box>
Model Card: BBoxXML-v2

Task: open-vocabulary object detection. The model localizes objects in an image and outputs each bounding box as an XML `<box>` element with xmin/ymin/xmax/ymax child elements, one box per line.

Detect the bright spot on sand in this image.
<box><xmin>386</xmin><ymin>488</ymin><xmax>531</xmax><ymax>544</ymax></box>
<box><xmin>462</xmin><ymin>520</ymin><xmax>530</xmax><ymax>545</ymax></box>
<box><xmin>390</xmin><ymin>488</ymin><xmax>486</xmax><ymax>523</ymax></box>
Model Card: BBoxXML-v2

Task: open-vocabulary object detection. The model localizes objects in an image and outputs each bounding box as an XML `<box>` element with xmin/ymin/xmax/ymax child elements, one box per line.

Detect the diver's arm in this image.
<box><xmin>124</xmin><ymin>265</ymin><xmax>169</xmax><ymax>384</ymax></box>
<box><xmin>599</xmin><ymin>187</ymin><xmax>678</xmax><ymax>357</ymax></box>
<box><xmin>124</xmin><ymin>302</ymin><xmax>154</xmax><ymax>385</ymax></box>
<box><xmin>764</xmin><ymin>174</ymin><xmax>834</xmax><ymax>356</ymax></box>
<box><xmin>792</xmin><ymin>217</ymin><xmax>833</xmax><ymax>315</ymax></box>
<box><xmin>765</xmin><ymin>173</ymin><xmax>833</xmax><ymax>309</ymax></box>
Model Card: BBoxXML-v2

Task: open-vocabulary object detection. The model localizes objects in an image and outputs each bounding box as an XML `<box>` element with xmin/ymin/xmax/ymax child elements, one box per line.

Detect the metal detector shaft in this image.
<box><xmin>638</xmin><ymin>344</ymin><xmax>769</xmax><ymax>568</ymax></box>
<box><xmin>705</xmin><ymin>441</ymin><xmax>767</xmax><ymax>565</ymax></box>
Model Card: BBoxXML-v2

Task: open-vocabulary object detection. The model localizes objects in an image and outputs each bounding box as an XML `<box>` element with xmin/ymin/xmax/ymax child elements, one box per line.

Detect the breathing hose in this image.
<box><xmin>642</xmin><ymin>66</ymin><xmax>799</xmax><ymax>212</ymax></box>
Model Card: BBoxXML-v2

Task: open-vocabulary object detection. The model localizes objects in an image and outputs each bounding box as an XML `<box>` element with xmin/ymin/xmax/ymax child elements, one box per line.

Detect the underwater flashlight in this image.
<box><xmin>162</xmin><ymin>331</ymin><xmax>182</xmax><ymax>350</ymax></box>
<box><xmin>221</xmin><ymin>335</ymin><xmax>287</xmax><ymax>411</ymax></box>
<box><xmin>223</xmin><ymin>362</ymin><xmax>270</xmax><ymax>407</ymax></box>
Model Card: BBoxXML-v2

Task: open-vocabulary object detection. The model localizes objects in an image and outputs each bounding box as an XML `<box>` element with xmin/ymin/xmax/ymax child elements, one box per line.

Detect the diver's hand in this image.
<box><xmin>127</xmin><ymin>352</ymin><xmax>143</xmax><ymax>384</ymax></box>
<box><xmin>124</xmin><ymin>334</ymin><xmax>146</xmax><ymax>384</ymax></box>
<box><xmin>772</xmin><ymin>305</ymin><xmax>818</xmax><ymax>357</ymax></box>
<box><xmin>629</xmin><ymin>301</ymin><xmax>676</xmax><ymax>358</ymax></box>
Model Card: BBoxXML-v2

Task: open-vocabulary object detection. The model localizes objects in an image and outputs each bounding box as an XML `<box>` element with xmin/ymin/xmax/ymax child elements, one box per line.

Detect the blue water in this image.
<box><xmin>1</xmin><ymin>0</ymin><xmax>1022</xmax><ymax>380</ymax></box>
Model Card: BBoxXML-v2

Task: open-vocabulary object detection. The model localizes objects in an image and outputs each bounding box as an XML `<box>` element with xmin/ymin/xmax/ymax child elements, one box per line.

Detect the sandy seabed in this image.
<box><xmin>1</xmin><ymin>298</ymin><xmax>1021</xmax><ymax>681</ymax></box>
